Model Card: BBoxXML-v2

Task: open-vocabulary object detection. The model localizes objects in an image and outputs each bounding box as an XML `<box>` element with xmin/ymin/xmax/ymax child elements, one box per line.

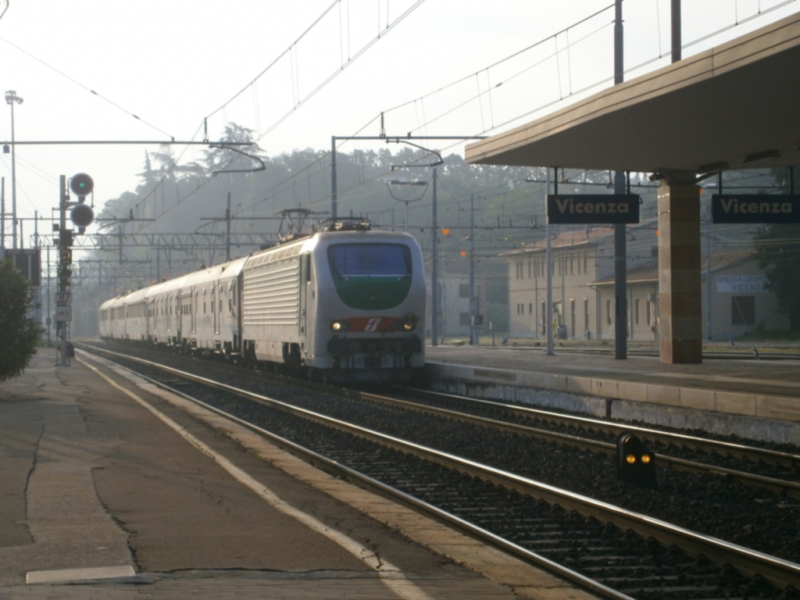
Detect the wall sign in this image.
<box><xmin>711</xmin><ymin>195</ymin><xmax>800</xmax><ymax>224</ymax></box>
<box><xmin>546</xmin><ymin>195</ymin><xmax>640</xmax><ymax>224</ymax></box>
<box><xmin>716</xmin><ymin>275</ymin><xmax>766</xmax><ymax>293</ymax></box>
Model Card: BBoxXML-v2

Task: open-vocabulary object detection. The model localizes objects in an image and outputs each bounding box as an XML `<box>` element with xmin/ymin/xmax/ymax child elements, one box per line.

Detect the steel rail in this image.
<box><xmin>80</xmin><ymin>347</ymin><xmax>630</xmax><ymax>600</ymax></box>
<box><xmin>343</xmin><ymin>388</ymin><xmax>800</xmax><ymax>499</ymax></box>
<box><xmin>400</xmin><ymin>387</ymin><xmax>800</xmax><ymax>468</ymax></box>
<box><xmin>81</xmin><ymin>346</ymin><xmax>800</xmax><ymax>590</ymax></box>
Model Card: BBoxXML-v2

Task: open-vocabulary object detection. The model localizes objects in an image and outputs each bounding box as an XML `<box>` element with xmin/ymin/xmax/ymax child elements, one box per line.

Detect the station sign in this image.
<box><xmin>711</xmin><ymin>195</ymin><xmax>800</xmax><ymax>224</ymax></box>
<box><xmin>546</xmin><ymin>195</ymin><xmax>640</xmax><ymax>225</ymax></box>
<box><xmin>56</xmin><ymin>306</ymin><xmax>72</xmax><ymax>322</ymax></box>
<box><xmin>716</xmin><ymin>275</ymin><xmax>766</xmax><ymax>294</ymax></box>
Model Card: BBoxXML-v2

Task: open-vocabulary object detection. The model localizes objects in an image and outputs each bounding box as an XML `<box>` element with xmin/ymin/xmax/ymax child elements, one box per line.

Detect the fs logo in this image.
<box><xmin>364</xmin><ymin>318</ymin><xmax>382</xmax><ymax>332</ymax></box>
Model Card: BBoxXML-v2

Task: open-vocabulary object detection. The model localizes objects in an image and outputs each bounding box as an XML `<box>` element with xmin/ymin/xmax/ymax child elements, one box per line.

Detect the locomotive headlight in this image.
<box><xmin>402</xmin><ymin>312</ymin><xmax>418</xmax><ymax>331</ymax></box>
<box><xmin>331</xmin><ymin>320</ymin><xmax>351</xmax><ymax>332</ymax></box>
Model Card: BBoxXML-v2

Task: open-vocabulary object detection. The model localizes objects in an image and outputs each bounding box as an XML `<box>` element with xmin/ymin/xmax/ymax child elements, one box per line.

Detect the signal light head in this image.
<box><xmin>71</xmin><ymin>203</ymin><xmax>94</xmax><ymax>228</ymax></box>
<box><xmin>70</xmin><ymin>173</ymin><xmax>94</xmax><ymax>198</ymax></box>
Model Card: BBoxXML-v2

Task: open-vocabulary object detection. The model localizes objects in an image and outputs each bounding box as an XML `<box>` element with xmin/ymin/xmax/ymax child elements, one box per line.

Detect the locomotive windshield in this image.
<box><xmin>328</xmin><ymin>244</ymin><xmax>411</xmax><ymax>277</ymax></box>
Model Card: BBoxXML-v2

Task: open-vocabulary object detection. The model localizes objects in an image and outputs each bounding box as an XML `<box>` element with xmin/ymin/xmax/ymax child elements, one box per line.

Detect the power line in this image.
<box><xmin>0</xmin><ymin>36</ymin><xmax>174</xmax><ymax>138</ymax></box>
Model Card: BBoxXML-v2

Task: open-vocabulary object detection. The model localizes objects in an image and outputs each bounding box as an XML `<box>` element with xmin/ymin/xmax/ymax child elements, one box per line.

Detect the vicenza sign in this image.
<box><xmin>716</xmin><ymin>275</ymin><xmax>767</xmax><ymax>293</ymax></box>
<box><xmin>711</xmin><ymin>195</ymin><xmax>800</xmax><ymax>224</ymax></box>
<box><xmin>546</xmin><ymin>195</ymin><xmax>640</xmax><ymax>225</ymax></box>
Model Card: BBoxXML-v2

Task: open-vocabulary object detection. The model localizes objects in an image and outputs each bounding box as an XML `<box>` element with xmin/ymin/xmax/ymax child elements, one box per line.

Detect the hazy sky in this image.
<box><xmin>0</xmin><ymin>0</ymin><xmax>797</xmax><ymax>246</ymax></box>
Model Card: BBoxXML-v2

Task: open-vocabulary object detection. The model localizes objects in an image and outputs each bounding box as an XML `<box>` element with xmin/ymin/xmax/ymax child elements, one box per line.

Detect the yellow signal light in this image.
<box><xmin>626</xmin><ymin>454</ymin><xmax>636</xmax><ymax>464</ymax></box>
<box><xmin>442</xmin><ymin>228</ymin><xmax>450</xmax><ymax>236</ymax></box>
<box><xmin>460</xmin><ymin>250</ymin><xmax>467</xmax><ymax>257</ymax></box>
<box><xmin>641</xmin><ymin>454</ymin><xmax>651</xmax><ymax>464</ymax></box>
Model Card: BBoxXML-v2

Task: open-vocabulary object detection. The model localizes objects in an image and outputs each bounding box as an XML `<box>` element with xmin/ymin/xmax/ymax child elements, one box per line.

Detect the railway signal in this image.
<box><xmin>70</xmin><ymin>172</ymin><xmax>93</xmax><ymax>197</ymax></box>
<box><xmin>69</xmin><ymin>173</ymin><xmax>94</xmax><ymax>231</ymax></box>
<box><xmin>617</xmin><ymin>432</ymin><xmax>657</xmax><ymax>488</ymax></box>
<box><xmin>57</xmin><ymin>173</ymin><xmax>95</xmax><ymax>366</ymax></box>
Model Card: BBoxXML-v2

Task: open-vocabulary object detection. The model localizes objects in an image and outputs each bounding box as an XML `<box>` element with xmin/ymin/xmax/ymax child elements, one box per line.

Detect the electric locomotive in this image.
<box><xmin>99</xmin><ymin>219</ymin><xmax>425</xmax><ymax>382</ymax></box>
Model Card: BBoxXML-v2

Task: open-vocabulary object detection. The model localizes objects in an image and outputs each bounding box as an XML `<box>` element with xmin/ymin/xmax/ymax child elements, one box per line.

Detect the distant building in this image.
<box><xmin>503</xmin><ymin>220</ymin><xmax>788</xmax><ymax>341</ymax></box>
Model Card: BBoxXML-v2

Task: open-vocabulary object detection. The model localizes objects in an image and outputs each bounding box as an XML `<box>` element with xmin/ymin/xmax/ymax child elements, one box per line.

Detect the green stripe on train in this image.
<box><xmin>332</xmin><ymin>276</ymin><xmax>412</xmax><ymax>310</ymax></box>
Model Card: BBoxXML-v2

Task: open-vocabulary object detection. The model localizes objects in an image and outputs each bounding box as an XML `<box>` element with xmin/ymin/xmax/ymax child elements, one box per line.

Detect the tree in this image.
<box><xmin>752</xmin><ymin>167</ymin><xmax>800</xmax><ymax>331</ymax></box>
<box><xmin>0</xmin><ymin>258</ymin><xmax>40</xmax><ymax>382</ymax></box>
<box><xmin>753</xmin><ymin>223</ymin><xmax>800</xmax><ymax>331</ymax></box>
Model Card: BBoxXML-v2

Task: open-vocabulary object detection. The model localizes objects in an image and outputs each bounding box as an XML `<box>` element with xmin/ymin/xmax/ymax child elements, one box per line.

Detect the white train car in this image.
<box><xmin>241</xmin><ymin>223</ymin><xmax>425</xmax><ymax>382</ymax></box>
<box><xmin>170</xmin><ymin>257</ymin><xmax>247</xmax><ymax>356</ymax></box>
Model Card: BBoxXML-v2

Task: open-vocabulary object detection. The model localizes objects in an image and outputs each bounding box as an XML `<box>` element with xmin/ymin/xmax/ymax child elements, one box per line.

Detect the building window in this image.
<box><xmin>460</xmin><ymin>312</ymin><xmax>471</xmax><ymax>326</ymax></box>
<box><xmin>459</xmin><ymin>283</ymin><xmax>469</xmax><ymax>298</ymax></box>
<box><xmin>570</xmin><ymin>299</ymin><xmax>575</xmax><ymax>338</ymax></box>
<box><xmin>529</xmin><ymin>303</ymin><xmax>533</xmax><ymax>315</ymax></box>
<box><xmin>570</xmin><ymin>255</ymin><xmax>574</xmax><ymax>275</ymax></box>
<box><xmin>584</xmin><ymin>298</ymin><xmax>589</xmax><ymax>333</ymax></box>
<box><xmin>732</xmin><ymin>296</ymin><xmax>755</xmax><ymax>325</ymax></box>
<box><xmin>583</xmin><ymin>253</ymin><xmax>587</xmax><ymax>273</ymax></box>
<box><xmin>635</xmin><ymin>299</ymin><xmax>640</xmax><ymax>325</ymax></box>
<box><xmin>606</xmin><ymin>299</ymin><xmax>612</xmax><ymax>325</ymax></box>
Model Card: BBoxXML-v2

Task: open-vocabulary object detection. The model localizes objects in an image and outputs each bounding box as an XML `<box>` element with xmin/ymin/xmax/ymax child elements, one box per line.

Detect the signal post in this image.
<box><xmin>56</xmin><ymin>173</ymin><xmax>94</xmax><ymax>366</ymax></box>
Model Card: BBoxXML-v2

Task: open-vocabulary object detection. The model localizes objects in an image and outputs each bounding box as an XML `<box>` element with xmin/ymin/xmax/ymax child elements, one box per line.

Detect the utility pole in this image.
<box><xmin>331</xmin><ymin>136</ymin><xmax>338</xmax><ymax>221</ymax></box>
<box><xmin>431</xmin><ymin>167</ymin><xmax>438</xmax><ymax>346</ymax></box>
<box><xmin>5</xmin><ymin>90</ymin><xmax>23</xmax><ymax>249</ymax></box>
<box><xmin>545</xmin><ymin>169</ymin><xmax>554</xmax><ymax>355</ymax></box>
<box><xmin>614</xmin><ymin>0</ymin><xmax>628</xmax><ymax>359</ymax></box>
<box><xmin>46</xmin><ymin>242</ymin><xmax>51</xmax><ymax>347</ymax></box>
<box><xmin>57</xmin><ymin>176</ymin><xmax>70</xmax><ymax>366</ymax></box>
<box><xmin>469</xmin><ymin>193</ymin><xmax>476</xmax><ymax>345</ymax></box>
<box><xmin>672</xmin><ymin>0</ymin><xmax>682</xmax><ymax>62</ymax></box>
<box><xmin>1</xmin><ymin>177</ymin><xmax>4</xmax><ymax>248</ymax></box>
<box><xmin>226</xmin><ymin>192</ymin><xmax>231</xmax><ymax>261</ymax></box>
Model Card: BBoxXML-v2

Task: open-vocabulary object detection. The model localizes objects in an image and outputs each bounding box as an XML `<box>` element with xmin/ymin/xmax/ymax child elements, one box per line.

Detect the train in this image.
<box><xmin>99</xmin><ymin>220</ymin><xmax>426</xmax><ymax>382</ymax></box>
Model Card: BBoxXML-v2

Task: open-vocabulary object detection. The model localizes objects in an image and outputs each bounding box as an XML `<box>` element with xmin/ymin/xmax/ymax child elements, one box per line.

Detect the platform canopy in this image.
<box><xmin>465</xmin><ymin>12</ymin><xmax>800</xmax><ymax>174</ymax></box>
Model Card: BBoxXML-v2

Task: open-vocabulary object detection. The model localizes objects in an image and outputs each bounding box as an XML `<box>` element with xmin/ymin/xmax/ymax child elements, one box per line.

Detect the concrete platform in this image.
<box><xmin>0</xmin><ymin>349</ymin><xmax>597</xmax><ymax>600</ymax></box>
<box><xmin>424</xmin><ymin>345</ymin><xmax>800</xmax><ymax>445</ymax></box>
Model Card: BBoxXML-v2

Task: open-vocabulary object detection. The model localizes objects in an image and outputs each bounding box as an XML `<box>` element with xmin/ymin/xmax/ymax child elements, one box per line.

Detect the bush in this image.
<box><xmin>0</xmin><ymin>258</ymin><xmax>40</xmax><ymax>382</ymax></box>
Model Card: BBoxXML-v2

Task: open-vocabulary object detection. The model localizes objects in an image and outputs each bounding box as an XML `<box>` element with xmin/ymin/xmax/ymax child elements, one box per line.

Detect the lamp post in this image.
<box><xmin>5</xmin><ymin>90</ymin><xmax>23</xmax><ymax>249</ymax></box>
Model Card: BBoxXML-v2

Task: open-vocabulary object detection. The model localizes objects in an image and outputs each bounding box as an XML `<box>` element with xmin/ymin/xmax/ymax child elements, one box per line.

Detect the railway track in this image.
<box><xmin>79</xmin><ymin>344</ymin><xmax>800</xmax><ymax>600</ymax></box>
<box><xmin>364</xmin><ymin>386</ymin><xmax>800</xmax><ymax>492</ymax></box>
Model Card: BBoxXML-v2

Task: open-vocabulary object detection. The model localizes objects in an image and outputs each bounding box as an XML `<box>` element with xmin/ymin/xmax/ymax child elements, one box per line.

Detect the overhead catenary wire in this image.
<box><xmin>0</xmin><ymin>36</ymin><xmax>174</xmax><ymax>139</ymax></box>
